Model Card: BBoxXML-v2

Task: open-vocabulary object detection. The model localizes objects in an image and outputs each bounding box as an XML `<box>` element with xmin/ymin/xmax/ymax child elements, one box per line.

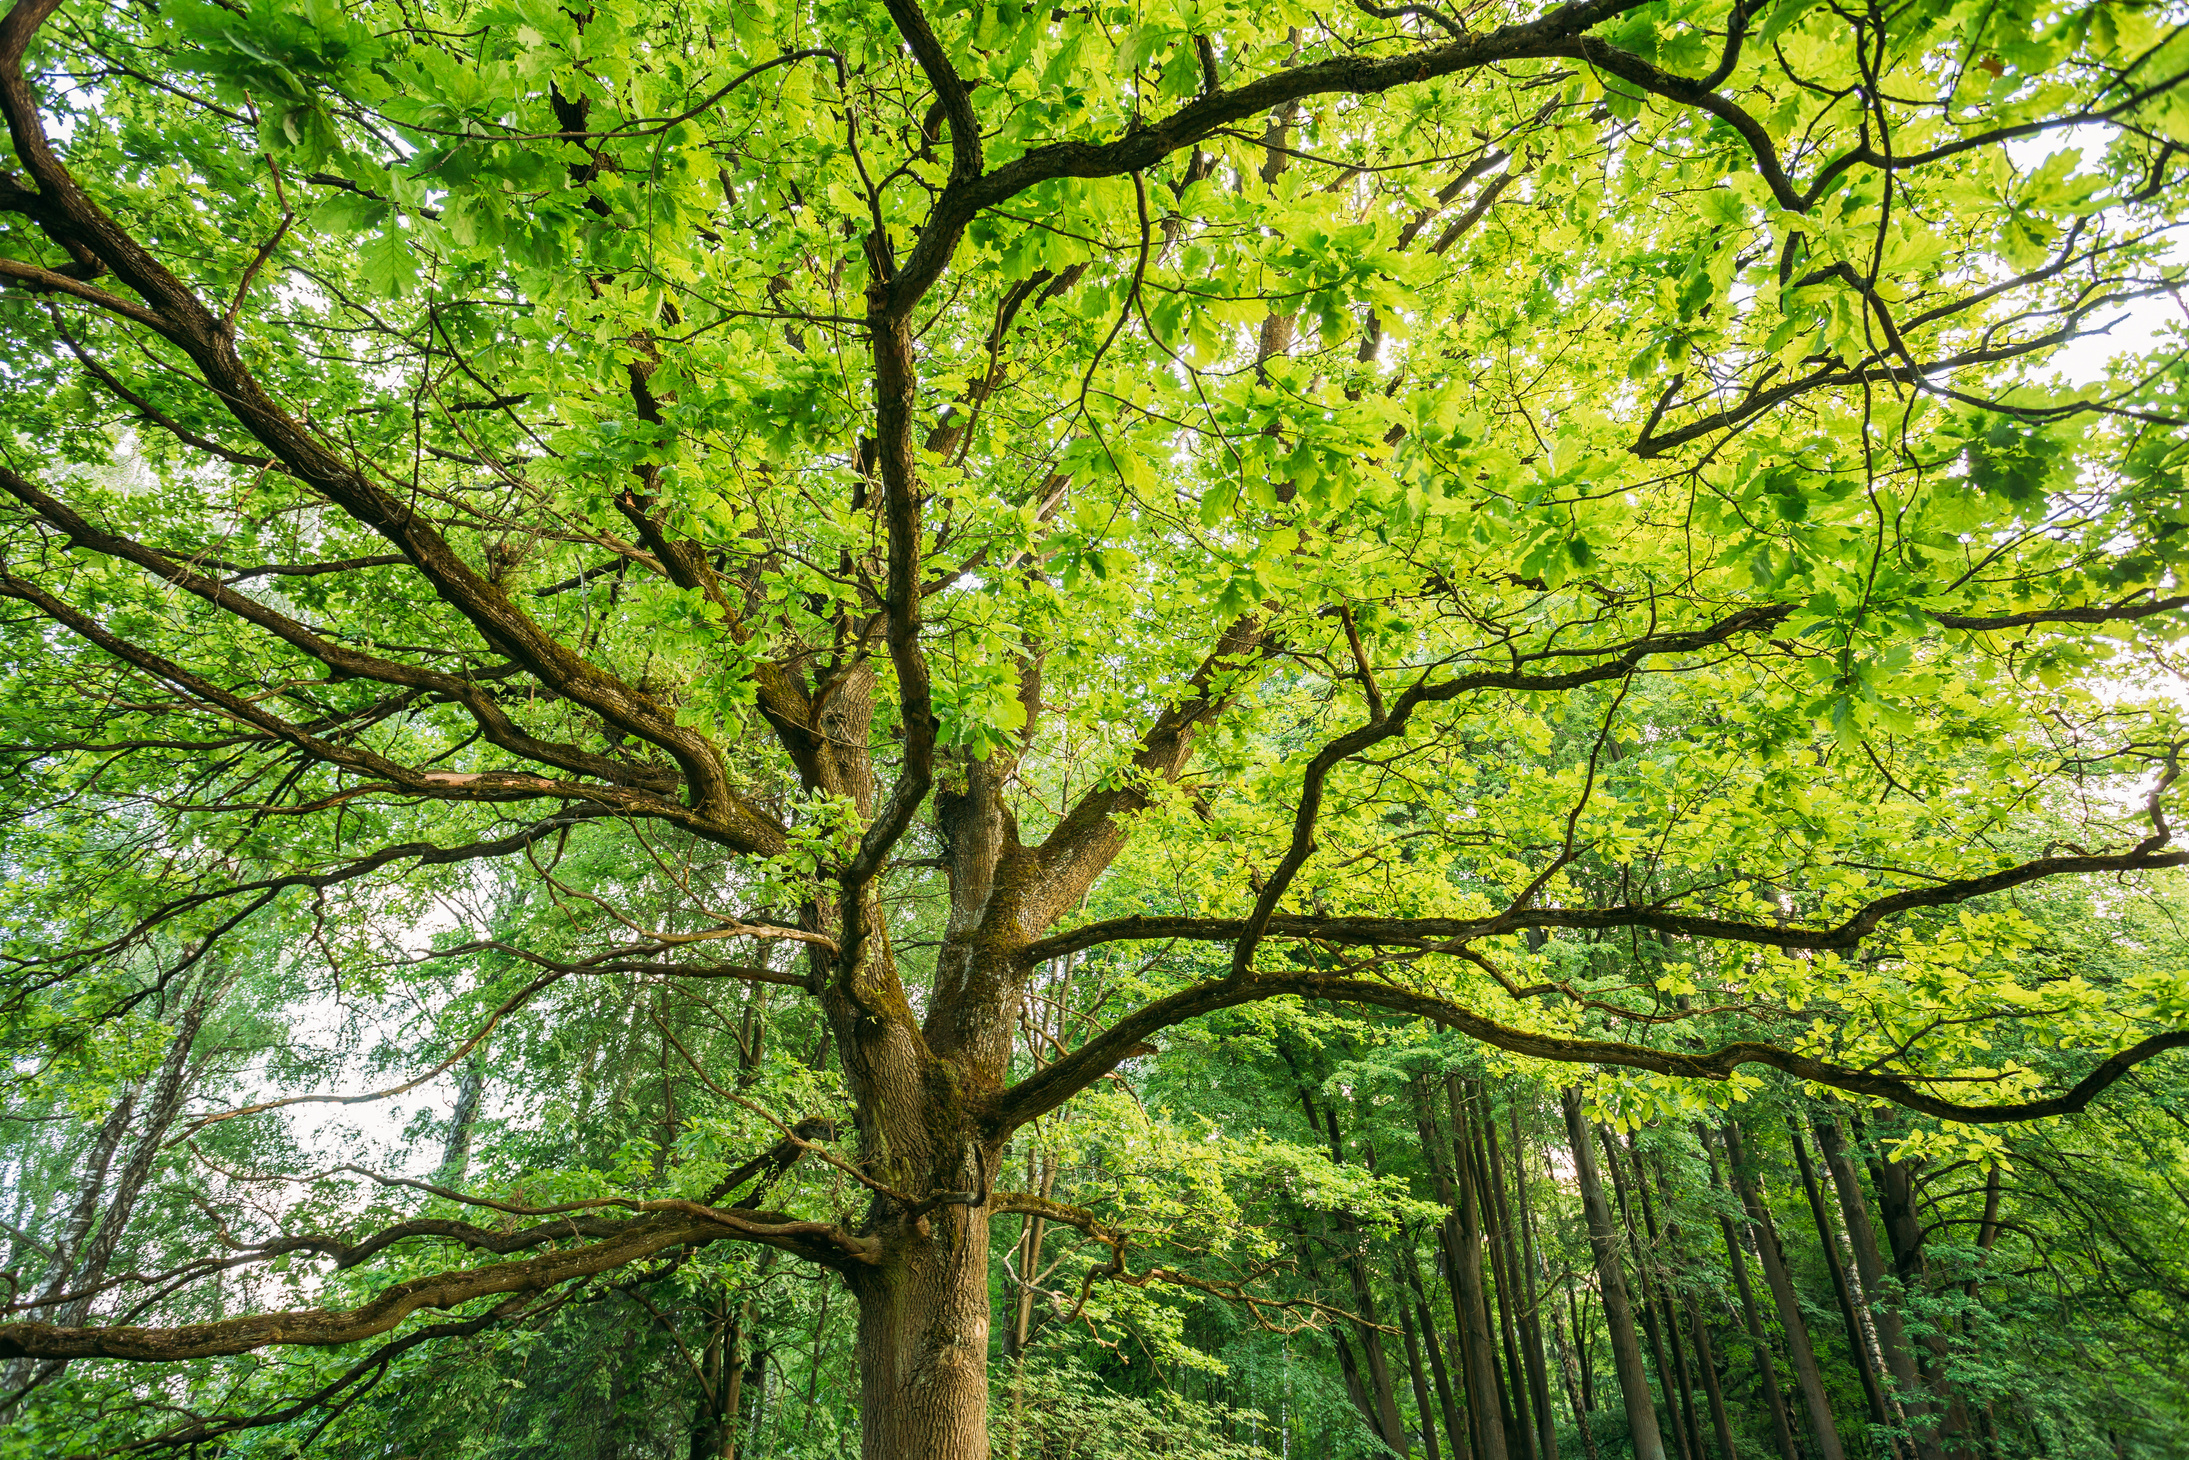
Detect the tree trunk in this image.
<box><xmin>1402</xmin><ymin>1295</ymin><xmax>1446</xmax><ymax>1460</ymax></box>
<box><xmin>1472</xmin><ymin>1112</ymin><xmax>1536</xmax><ymax>1460</ymax></box>
<box><xmin>437</xmin><ymin>1051</ymin><xmax>488</xmax><ymax>1186</ymax></box>
<box><xmin>1552</xmin><ymin>1293</ymin><xmax>1602</xmax><ymax>1460</ymax></box>
<box><xmin>1506</xmin><ymin>1110</ymin><xmax>1563</xmax><ymax>1460</ymax></box>
<box><xmin>1408</xmin><ymin>1254</ymin><xmax>1473</xmax><ymax>1460</ymax></box>
<box><xmin>1721</xmin><ymin>1124</ymin><xmax>1846</xmax><ymax>1460</ymax></box>
<box><xmin>1788</xmin><ymin>1118</ymin><xmax>1895</xmax><ymax>1451</ymax></box>
<box><xmin>1852</xmin><ymin>1119</ymin><xmax>1978</xmax><ymax>1460</ymax></box>
<box><xmin>1814</xmin><ymin>1116</ymin><xmax>1936</xmax><ymax>1460</ymax></box>
<box><xmin>1453</xmin><ymin>1080</ymin><xmax>1513</xmax><ymax>1460</ymax></box>
<box><xmin>1702</xmin><ymin>1129</ymin><xmax>1801</xmax><ymax>1460</ymax></box>
<box><xmin>1601</xmin><ymin>1126</ymin><xmax>1692</xmax><ymax>1460</ymax></box>
<box><xmin>1621</xmin><ymin>1135</ymin><xmax>1709</xmax><ymax>1460</ymax></box>
<box><xmin>1312</xmin><ymin>1088</ymin><xmax>1411</xmax><ymax>1454</ymax></box>
<box><xmin>1685</xmin><ymin>1294</ymin><xmax>1741</xmax><ymax>1460</ymax></box>
<box><xmin>1560</xmin><ymin>1087</ymin><xmax>1667</xmax><ymax>1460</ymax></box>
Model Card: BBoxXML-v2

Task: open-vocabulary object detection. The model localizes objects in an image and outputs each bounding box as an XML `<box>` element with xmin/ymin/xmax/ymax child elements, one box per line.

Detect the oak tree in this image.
<box><xmin>2</xmin><ymin>0</ymin><xmax>2188</xmax><ymax>1453</ymax></box>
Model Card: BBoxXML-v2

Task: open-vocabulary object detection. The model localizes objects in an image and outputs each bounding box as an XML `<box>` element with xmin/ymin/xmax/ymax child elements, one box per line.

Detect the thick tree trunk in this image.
<box><xmin>849</xmin><ymin>1199</ymin><xmax>993</xmax><ymax>1460</ymax></box>
<box><xmin>1722</xmin><ymin>1124</ymin><xmax>1845</xmax><ymax>1460</ymax></box>
<box><xmin>1560</xmin><ymin>1088</ymin><xmax>1667</xmax><ymax>1460</ymax></box>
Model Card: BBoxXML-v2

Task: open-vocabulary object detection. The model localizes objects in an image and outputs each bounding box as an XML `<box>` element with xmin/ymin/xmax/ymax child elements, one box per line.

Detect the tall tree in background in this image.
<box><xmin>1</xmin><ymin>0</ymin><xmax>2188</xmax><ymax>1454</ymax></box>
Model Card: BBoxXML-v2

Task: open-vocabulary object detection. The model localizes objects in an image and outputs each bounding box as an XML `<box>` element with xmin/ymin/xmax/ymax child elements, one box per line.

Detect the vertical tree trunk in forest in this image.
<box><xmin>1721</xmin><ymin>1125</ymin><xmax>1846</xmax><ymax>1460</ymax></box>
<box><xmin>0</xmin><ymin>1081</ymin><xmax>135</xmax><ymax>1410</ymax></box>
<box><xmin>7</xmin><ymin>986</ymin><xmax>216</xmax><ymax>1404</ymax></box>
<box><xmin>1852</xmin><ymin>1120</ymin><xmax>1978</xmax><ymax>1460</ymax></box>
<box><xmin>1311</xmin><ymin>1091</ymin><xmax>1411</xmax><ymax>1455</ymax></box>
<box><xmin>1408</xmin><ymin>1255</ymin><xmax>1474</xmax><ymax>1460</ymax></box>
<box><xmin>1003</xmin><ymin>1152</ymin><xmax>1054</xmax><ymax>1359</ymax></box>
<box><xmin>1600</xmin><ymin>1127</ymin><xmax>1694</xmax><ymax>1460</ymax></box>
<box><xmin>1452</xmin><ymin>1080</ymin><xmax>1514</xmax><ymax>1460</ymax></box>
<box><xmin>1497</xmin><ymin>1110</ymin><xmax>1561</xmax><ymax>1460</ymax></box>
<box><xmin>1415</xmin><ymin>1079</ymin><xmax>1493</xmax><ymax>1457</ymax></box>
<box><xmin>1472</xmin><ymin>1110</ymin><xmax>1538</xmax><ymax>1460</ymax></box>
<box><xmin>1338</xmin><ymin>1327</ymin><xmax>1413</xmax><ymax>1453</ymax></box>
<box><xmin>437</xmin><ymin>1051</ymin><xmax>488</xmax><ymax>1186</ymax></box>
<box><xmin>1561</xmin><ymin>1088</ymin><xmax>1668</xmax><ymax>1460</ymax></box>
<box><xmin>1570</xmin><ymin>1286</ymin><xmax>1597</xmax><ymax>1415</ymax></box>
<box><xmin>690</xmin><ymin>1298</ymin><xmax>746</xmax><ymax>1460</ymax></box>
<box><xmin>1703</xmin><ymin>1131</ymin><xmax>1803</xmax><ymax>1460</ymax></box>
<box><xmin>1685</xmin><ymin>1293</ymin><xmax>1741</xmax><ymax>1460</ymax></box>
<box><xmin>1552</xmin><ymin>1295</ymin><xmax>1603</xmax><ymax>1460</ymax></box>
<box><xmin>1643</xmin><ymin>1144</ymin><xmax>1739</xmax><ymax>1460</ymax></box>
<box><xmin>1814</xmin><ymin>1117</ymin><xmax>1938</xmax><ymax>1460</ymax></box>
<box><xmin>1624</xmin><ymin>1137</ymin><xmax>1708</xmax><ymax>1460</ymax></box>
<box><xmin>1403</xmin><ymin>1296</ymin><xmax>1447</xmax><ymax>1460</ymax></box>
<box><xmin>1788</xmin><ymin>1119</ymin><xmax>1896</xmax><ymax>1450</ymax></box>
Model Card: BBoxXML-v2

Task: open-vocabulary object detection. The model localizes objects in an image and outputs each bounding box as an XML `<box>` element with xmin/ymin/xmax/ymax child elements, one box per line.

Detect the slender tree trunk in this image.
<box><xmin>1311</xmin><ymin>1092</ymin><xmax>1410</xmax><ymax>1455</ymax></box>
<box><xmin>1601</xmin><ymin>1127</ymin><xmax>1692</xmax><ymax>1460</ymax></box>
<box><xmin>1560</xmin><ymin>1087</ymin><xmax>1667</xmax><ymax>1460</ymax></box>
<box><xmin>1552</xmin><ymin>1293</ymin><xmax>1602</xmax><ymax>1460</ymax></box>
<box><xmin>1495</xmin><ymin>1110</ymin><xmax>1559</xmax><ymax>1460</ymax></box>
<box><xmin>1789</xmin><ymin>1118</ymin><xmax>1895</xmax><ymax>1452</ymax></box>
<box><xmin>1623</xmin><ymin>1136</ymin><xmax>1708</xmax><ymax>1460</ymax></box>
<box><xmin>1854</xmin><ymin>1120</ymin><xmax>1978</xmax><ymax>1460</ymax></box>
<box><xmin>1702</xmin><ymin>1129</ymin><xmax>1801</xmax><ymax>1460</ymax></box>
<box><xmin>1003</xmin><ymin>1152</ymin><xmax>1053</xmax><ymax>1359</ymax></box>
<box><xmin>1408</xmin><ymin>1254</ymin><xmax>1473</xmax><ymax>1460</ymax></box>
<box><xmin>1686</xmin><ymin>1293</ymin><xmax>1740</xmax><ymax>1460</ymax></box>
<box><xmin>1814</xmin><ymin>1116</ymin><xmax>1938</xmax><ymax>1460</ymax></box>
<box><xmin>1722</xmin><ymin>1124</ymin><xmax>1846</xmax><ymax>1460</ymax></box>
<box><xmin>1403</xmin><ymin>1294</ymin><xmax>1446</xmax><ymax>1460</ymax></box>
<box><xmin>1337</xmin><ymin>1326</ymin><xmax>1403</xmax><ymax>1448</ymax></box>
<box><xmin>1450</xmin><ymin>1080</ymin><xmax>1512</xmax><ymax>1460</ymax></box>
<box><xmin>437</xmin><ymin>1050</ymin><xmax>488</xmax><ymax>1186</ymax></box>
<box><xmin>1569</xmin><ymin>1285</ymin><xmax>1596</xmax><ymax>1415</ymax></box>
<box><xmin>1473</xmin><ymin>1111</ymin><xmax>1536</xmax><ymax>1460</ymax></box>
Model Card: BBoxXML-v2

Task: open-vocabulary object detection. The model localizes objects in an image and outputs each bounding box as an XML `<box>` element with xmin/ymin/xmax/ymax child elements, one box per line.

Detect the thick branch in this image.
<box><xmin>0</xmin><ymin>1202</ymin><xmax>871</xmax><ymax>1362</ymax></box>
<box><xmin>985</xmin><ymin>968</ymin><xmax>2189</xmax><ymax>1133</ymax></box>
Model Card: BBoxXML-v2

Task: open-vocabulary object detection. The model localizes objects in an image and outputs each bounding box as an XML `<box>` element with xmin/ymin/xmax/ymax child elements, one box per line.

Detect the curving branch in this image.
<box><xmin>0</xmin><ymin>1197</ymin><xmax>871</xmax><ymax>1362</ymax></box>
<box><xmin>1023</xmin><ymin>841</ymin><xmax>2189</xmax><ymax>966</ymax></box>
<box><xmin>985</xmin><ymin>967</ymin><xmax>2189</xmax><ymax>1134</ymax></box>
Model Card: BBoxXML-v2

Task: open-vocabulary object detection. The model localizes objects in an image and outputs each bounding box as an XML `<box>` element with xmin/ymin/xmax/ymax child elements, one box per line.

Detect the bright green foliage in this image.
<box><xmin>2</xmin><ymin>0</ymin><xmax>2189</xmax><ymax>1451</ymax></box>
